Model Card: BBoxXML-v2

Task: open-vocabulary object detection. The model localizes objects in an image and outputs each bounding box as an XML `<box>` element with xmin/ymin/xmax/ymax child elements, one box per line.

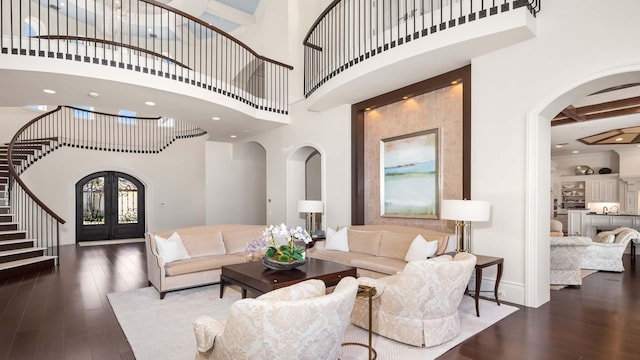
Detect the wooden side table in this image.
<box><xmin>471</xmin><ymin>254</ymin><xmax>504</xmax><ymax>317</ymax></box>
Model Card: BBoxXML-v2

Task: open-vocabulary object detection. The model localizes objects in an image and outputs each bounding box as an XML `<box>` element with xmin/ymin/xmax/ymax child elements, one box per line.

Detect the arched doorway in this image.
<box><xmin>75</xmin><ymin>171</ymin><xmax>145</xmax><ymax>242</ymax></box>
<box><xmin>525</xmin><ymin>66</ymin><xmax>640</xmax><ymax>307</ymax></box>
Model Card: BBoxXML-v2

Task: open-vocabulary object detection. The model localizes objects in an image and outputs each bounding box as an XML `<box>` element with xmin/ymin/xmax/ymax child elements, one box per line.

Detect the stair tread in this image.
<box><xmin>0</xmin><ymin>256</ymin><xmax>56</xmax><ymax>270</ymax></box>
<box><xmin>0</xmin><ymin>247</ymin><xmax>45</xmax><ymax>256</ymax></box>
<box><xmin>0</xmin><ymin>239</ymin><xmax>34</xmax><ymax>245</ymax></box>
<box><xmin>0</xmin><ymin>229</ymin><xmax>26</xmax><ymax>235</ymax></box>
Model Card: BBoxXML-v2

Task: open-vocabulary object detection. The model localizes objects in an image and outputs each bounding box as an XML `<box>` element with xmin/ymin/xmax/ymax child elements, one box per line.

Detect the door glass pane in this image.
<box><xmin>83</xmin><ymin>177</ymin><xmax>105</xmax><ymax>225</ymax></box>
<box><xmin>118</xmin><ymin>177</ymin><xmax>138</xmax><ymax>224</ymax></box>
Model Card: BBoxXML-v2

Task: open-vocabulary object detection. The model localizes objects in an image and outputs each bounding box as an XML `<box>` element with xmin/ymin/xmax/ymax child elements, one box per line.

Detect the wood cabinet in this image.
<box><xmin>586</xmin><ymin>176</ymin><xmax>619</xmax><ymax>203</ymax></box>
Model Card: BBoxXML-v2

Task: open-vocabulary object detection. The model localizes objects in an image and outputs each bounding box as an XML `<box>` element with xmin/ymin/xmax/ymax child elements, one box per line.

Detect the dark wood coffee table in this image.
<box><xmin>220</xmin><ymin>258</ymin><xmax>357</xmax><ymax>298</ymax></box>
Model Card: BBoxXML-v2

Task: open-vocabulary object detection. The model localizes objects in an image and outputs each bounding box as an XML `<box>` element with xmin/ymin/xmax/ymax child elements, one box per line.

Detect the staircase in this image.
<box><xmin>0</xmin><ymin>144</ymin><xmax>56</xmax><ymax>279</ymax></box>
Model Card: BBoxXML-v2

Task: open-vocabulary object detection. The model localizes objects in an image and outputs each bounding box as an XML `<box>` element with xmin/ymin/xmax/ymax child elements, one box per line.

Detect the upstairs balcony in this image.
<box><xmin>0</xmin><ymin>0</ymin><xmax>292</xmax><ymax>132</ymax></box>
<box><xmin>303</xmin><ymin>0</ymin><xmax>541</xmax><ymax>111</ymax></box>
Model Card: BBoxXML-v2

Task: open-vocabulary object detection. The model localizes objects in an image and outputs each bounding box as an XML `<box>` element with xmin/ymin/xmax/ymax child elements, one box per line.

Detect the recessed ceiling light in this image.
<box><xmin>212</xmin><ymin>117</ymin><xmax>220</xmax><ymax>120</ymax></box>
<box><xmin>402</xmin><ymin>96</ymin><xmax>409</xmax><ymax>100</ymax></box>
<box><xmin>555</xmin><ymin>144</ymin><xmax>563</xmax><ymax>148</ymax></box>
<box><xmin>43</xmin><ymin>89</ymin><xmax>56</xmax><ymax>94</ymax></box>
<box><xmin>88</xmin><ymin>91</ymin><xmax>99</xmax><ymax>98</ymax></box>
<box><xmin>572</xmin><ymin>150</ymin><xmax>580</xmax><ymax>154</ymax></box>
<box><xmin>615</xmin><ymin>137</ymin><xmax>623</xmax><ymax>142</ymax></box>
<box><xmin>145</xmin><ymin>101</ymin><xmax>156</xmax><ymax>106</ymax></box>
<box><xmin>230</xmin><ymin>135</ymin><xmax>237</xmax><ymax>138</ymax></box>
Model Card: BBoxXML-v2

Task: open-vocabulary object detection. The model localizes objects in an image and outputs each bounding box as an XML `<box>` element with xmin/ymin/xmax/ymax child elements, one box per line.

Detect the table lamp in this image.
<box><xmin>440</xmin><ymin>199</ymin><xmax>491</xmax><ymax>252</ymax></box>
<box><xmin>297</xmin><ymin>200</ymin><xmax>323</xmax><ymax>237</ymax></box>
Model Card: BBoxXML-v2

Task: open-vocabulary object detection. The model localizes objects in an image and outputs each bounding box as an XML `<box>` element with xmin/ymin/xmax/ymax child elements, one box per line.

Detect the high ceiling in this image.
<box><xmin>155</xmin><ymin>0</ymin><xmax>261</xmax><ymax>32</ymax></box>
<box><xmin>551</xmin><ymin>85</ymin><xmax>640</xmax><ymax>156</ymax></box>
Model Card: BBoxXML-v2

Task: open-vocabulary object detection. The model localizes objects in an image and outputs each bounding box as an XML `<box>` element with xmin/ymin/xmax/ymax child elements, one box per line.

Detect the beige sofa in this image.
<box><xmin>145</xmin><ymin>224</ymin><xmax>265</xmax><ymax>299</ymax></box>
<box><xmin>308</xmin><ymin>225</ymin><xmax>452</xmax><ymax>278</ymax></box>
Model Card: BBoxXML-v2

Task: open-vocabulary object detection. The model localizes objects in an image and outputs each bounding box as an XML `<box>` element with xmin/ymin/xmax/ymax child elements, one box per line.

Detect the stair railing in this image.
<box><xmin>7</xmin><ymin>105</ymin><xmax>207</xmax><ymax>262</ymax></box>
<box><xmin>1</xmin><ymin>0</ymin><xmax>292</xmax><ymax>114</ymax></box>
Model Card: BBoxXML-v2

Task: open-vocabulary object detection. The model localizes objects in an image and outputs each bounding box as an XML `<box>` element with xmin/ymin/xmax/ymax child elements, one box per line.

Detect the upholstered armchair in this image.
<box><xmin>350</xmin><ymin>252</ymin><xmax>477</xmax><ymax>347</ymax></box>
<box><xmin>581</xmin><ymin>227</ymin><xmax>640</xmax><ymax>272</ymax></box>
<box><xmin>193</xmin><ymin>277</ymin><xmax>358</xmax><ymax>360</ymax></box>
<box><xmin>550</xmin><ymin>219</ymin><xmax>564</xmax><ymax>237</ymax></box>
<box><xmin>550</xmin><ymin>236</ymin><xmax>592</xmax><ymax>285</ymax></box>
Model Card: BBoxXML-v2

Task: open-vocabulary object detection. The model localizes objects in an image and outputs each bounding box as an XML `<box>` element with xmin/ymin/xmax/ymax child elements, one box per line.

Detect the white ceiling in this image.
<box><xmin>551</xmin><ymin>86</ymin><xmax>640</xmax><ymax>157</ymax></box>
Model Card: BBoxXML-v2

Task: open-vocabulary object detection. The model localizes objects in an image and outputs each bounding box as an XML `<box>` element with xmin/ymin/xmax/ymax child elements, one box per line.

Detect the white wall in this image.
<box><xmin>205</xmin><ymin>141</ymin><xmax>266</xmax><ymax>225</ymax></box>
<box><xmin>19</xmin><ymin>136</ymin><xmax>207</xmax><ymax>245</ymax></box>
<box><xmin>243</xmin><ymin>102</ymin><xmax>352</xmax><ymax>231</ymax></box>
<box><xmin>470</xmin><ymin>0</ymin><xmax>640</xmax><ymax>306</ymax></box>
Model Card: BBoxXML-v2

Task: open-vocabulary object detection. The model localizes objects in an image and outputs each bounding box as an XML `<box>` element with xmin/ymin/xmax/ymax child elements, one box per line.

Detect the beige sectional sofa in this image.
<box><xmin>308</xmin><ymin>225</ymin><xmax>452</xmax><ymax>278</ymax></box>
<box><xmin>145</xmin><ymin>224</ymin><xmax>264</xmax><ymax>299</ymax></box>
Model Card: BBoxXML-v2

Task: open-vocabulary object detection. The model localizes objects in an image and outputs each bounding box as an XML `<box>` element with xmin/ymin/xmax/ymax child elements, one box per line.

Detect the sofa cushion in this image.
<box><xmin>404</xmin><ymin>235</ymin><xmax>439</xmax><ymax>262</ymax></box>
<box><xmin>378</xmin><ymin>231</ymin><xmax>416</xmax><ymax>259</ymax></box>
<box><xmin>307</xmin><ymin>248</ymin><xmax>372</xmax><ymax>266</ymax></box>
<box><xmin>325</xmin><ymin>227</ymin><xmax>349</xmax><ymax>252</ymax></box>
<box><xmin>347</xmin><ymin>229</ymin><xmax>382</xmax><ymax>256</ymax></box>
<box><xmin>155</xmin><ymin>232</ymin><xmax>190</xmax><ymax>263</ymax></box>
<box><xmin>350</xmin><ymin>256</ymin><xmax>406</xmax><ymax>275</ymax></box>
<box><xmin>180</xmin><ymin>231</ymin><xmax>227</xmax><ymax>257</ymax></box>
<box><xmin>223</xmin><ymin>228</ymin><xmax>264</xmax><ymax>254</ymax></box>
<box><xmin>165</xmin><ymin>254</ymin><xmax>246</xmax><ymax>276</ymax></box>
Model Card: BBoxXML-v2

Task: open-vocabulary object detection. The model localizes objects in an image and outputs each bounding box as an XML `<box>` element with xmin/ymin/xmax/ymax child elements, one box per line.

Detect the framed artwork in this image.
<box><xmin>380</xmin><ymin>129</ymin><xmax>439</xmax><ymax>218</ymax></box>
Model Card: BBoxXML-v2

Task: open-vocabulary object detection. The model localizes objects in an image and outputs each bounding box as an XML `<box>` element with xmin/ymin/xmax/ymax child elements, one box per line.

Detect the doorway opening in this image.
<box><xmin>76</xmin><ymin>171</ymin><xmax>145</xmax><ymax>242</ymax></box>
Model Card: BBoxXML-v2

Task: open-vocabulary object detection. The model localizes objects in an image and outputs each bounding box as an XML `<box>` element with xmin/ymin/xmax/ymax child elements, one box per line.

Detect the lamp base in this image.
<box><xmin>455</xmin><ymin>221</ymin><xmax>470</xmax><ymax>253</ymax></box>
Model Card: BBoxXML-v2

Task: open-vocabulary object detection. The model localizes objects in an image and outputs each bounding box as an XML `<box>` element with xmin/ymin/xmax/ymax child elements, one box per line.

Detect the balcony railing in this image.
<box><xmin>7</xmin><ymin>105</ymin><xmax>206</xmax><ymax>262</ymax></box>
<box><xmin>1</xmin><ymin>0</ymin><xmax>292</xmax><ymax>114</ymax></box>
<box><xmin>303</xmin><ymin>0</ymin><xmax>541</xmax><ymax>97</ymax></box>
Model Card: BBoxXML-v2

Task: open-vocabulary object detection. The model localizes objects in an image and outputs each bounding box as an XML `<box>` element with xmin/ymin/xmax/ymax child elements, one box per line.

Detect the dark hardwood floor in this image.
<box><xmin>0</xmin><ymin>243</ymin><xmax>638</xmax><ymax>359</ymax></box>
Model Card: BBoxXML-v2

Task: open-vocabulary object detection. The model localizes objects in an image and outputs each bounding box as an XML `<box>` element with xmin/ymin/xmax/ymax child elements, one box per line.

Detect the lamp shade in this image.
<box><xmin>440</xmin><ymin>199</ymin><xmax>491</xmax><ymax>222</ymax></box>
<box><xmin>297</xmin><ymin>200</ymin><xmax>324</xmax><ymax>213</ymax></box>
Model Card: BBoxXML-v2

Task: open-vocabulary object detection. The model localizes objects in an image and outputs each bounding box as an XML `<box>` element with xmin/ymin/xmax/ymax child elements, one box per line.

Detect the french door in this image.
<box><xmin>76</xmin><ymin>171</ymin><xmax>145</xmax><ymax>241</ymax></box>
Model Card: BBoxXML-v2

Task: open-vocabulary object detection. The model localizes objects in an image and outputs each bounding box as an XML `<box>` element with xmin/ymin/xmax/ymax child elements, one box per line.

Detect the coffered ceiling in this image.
<box><xmin>551</xmin><ymin>84</ymin><xmax>640</xmax><ymax>156</ymax></box>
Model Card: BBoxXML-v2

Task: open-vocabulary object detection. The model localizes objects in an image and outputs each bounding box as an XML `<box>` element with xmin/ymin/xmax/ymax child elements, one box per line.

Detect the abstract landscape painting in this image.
<box><xmin>380</xmin><ymin>129</ymin><xmax>438</xmax><ymax>218</ymax></box>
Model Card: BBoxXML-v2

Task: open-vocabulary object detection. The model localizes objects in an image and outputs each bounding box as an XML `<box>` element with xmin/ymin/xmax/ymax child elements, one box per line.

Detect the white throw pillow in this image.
<box><xmin>593</xmin><ymin>231</ymin><xmax>615</xmax><ymax>244</ymax></box>
<box><xmin>154</xmin><ymin>232</ymin><xmax>191</xmax><ymax>263</ymax></box>
<box><xmin>404</xmin><ymin>234</ymin><xmax>438</xmax><ymax>262</ymax></box>
<box><xmin>325</xmin><ymin>227</ymin><xmax>349</xmax><ymax>252</ymax></box>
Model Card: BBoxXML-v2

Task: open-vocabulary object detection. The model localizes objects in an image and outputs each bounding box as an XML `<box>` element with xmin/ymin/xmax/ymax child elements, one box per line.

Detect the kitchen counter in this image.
<box><xmin>583</xmin><ymin>214</ymin><xmax>640</xmax><ymax>237</ymax></box>
<box><xmin>588</xmin><ymin>213</ymin><xmax>640</xmax><ymax>217</ymax></box>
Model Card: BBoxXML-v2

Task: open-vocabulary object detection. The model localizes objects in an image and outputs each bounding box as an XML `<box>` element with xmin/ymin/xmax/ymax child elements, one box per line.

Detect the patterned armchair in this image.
<box><xmin>350</xmin><ymin>252</ymin><xmax>476</xmax><ymax>347</ymax></box>
<box><xmin>550</xmin><ymin>236</ymin><xmax>592</xmax><ymax>285</ymax></box>
<box><xmin>581</xmin><ymin>227</ymin><xmax>640</xmax><ymax>272</ymax></box>
<box><xmin>192</xmin><ymin>277</ymin><xmax>358</xmax><ymax>360</ymax></box>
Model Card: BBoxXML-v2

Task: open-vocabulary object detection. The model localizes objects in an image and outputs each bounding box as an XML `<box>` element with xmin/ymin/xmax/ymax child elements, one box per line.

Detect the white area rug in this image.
<box><xmin>107</xmin><ymin>285</ymin><xmax>518</xmax><ymax>360</ymax></box>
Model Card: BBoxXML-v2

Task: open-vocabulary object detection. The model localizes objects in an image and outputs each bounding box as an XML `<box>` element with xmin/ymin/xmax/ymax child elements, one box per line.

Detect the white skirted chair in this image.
<box><xmin>550</xmin><ymin>236</ymin><xmax>592</xmax><ymax>285</ymax></box>
<box><xmin>350</xmin><ymin>252</ymin><xmax>477</xmax><ymax>347</ymax></box>
<box><xmin>192</xmin><ymin>277</ymin><xmax>358</xmax><ymax>360</ymax></box>
<box><xmin>581</xmin><ymin>227</ymin><xmax>640</xmax><ymax>272</ymax></box>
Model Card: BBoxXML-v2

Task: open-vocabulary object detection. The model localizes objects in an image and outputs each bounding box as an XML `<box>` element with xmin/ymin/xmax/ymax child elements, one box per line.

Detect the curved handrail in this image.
<box><xmin>7</xmin><ymin>105</ymin><xmax>208</xmax><ymax>226</ymax></box>
<box><xmin>8</xmin><ymin>106</ymin><xmax>66</xmax><ymax>224</ymax></box>
<box><xmin>302</xmin><ymin>0</ymin><xmax>541</xmax><ymax>97</ymax></box>
<box><xmin>142</xmin><ymin>0</ymin><xmax>293</xmax><ymax>70</ymax></box>
<box><xmin>33</xmin><ymin>35</ymin><xmax>192</xmax><ymax>70</ymax></box>
<box><xmin>1</xmin><ymin>0</ymin><xmax>293</xmax><ymax>114</ymax></box>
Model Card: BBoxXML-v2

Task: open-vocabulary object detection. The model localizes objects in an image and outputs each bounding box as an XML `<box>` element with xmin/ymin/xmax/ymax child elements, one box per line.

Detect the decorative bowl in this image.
<box><xmin>575</xmin><ymin>165</ymin><xmax>593</xmax><ymax>175</ymax></box>
<box><xmin>261</xmin><ymin>256</ymin><xmax>306</xmax><ymax>271</ymax></box>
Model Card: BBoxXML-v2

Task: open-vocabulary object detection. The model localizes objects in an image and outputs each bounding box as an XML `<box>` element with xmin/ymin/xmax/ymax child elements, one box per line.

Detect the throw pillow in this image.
<box><xmin>154</xmin><ymin>232</ymin><xmax>190</xmax><ymax>263</ymax></box>
<box><xmin>404</xmin><ymin>234</ymin><xmax>438</xmax><ymax>262</ymax></box>
<box><xmin>325</xmin><ymin>227</ymin><xmax>349</xmax><ymax>252</ymax></box>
